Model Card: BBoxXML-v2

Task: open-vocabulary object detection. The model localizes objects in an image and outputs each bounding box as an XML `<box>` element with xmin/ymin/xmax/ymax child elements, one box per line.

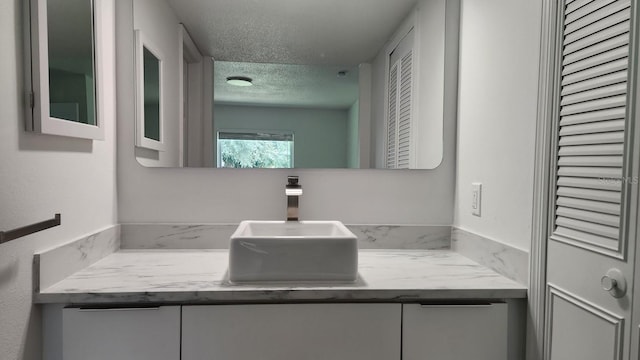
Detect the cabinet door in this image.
<box><xmin>403</xmin><ymin>303</ymin><xmax>508</xmax><ymax>360</ymax></box>
<box><xmin>182</xmin><ymin>304</ymin><xmax>401</xmax><ymax>360</ymax></box>
<box><xmin>62</xmin><ymin>306</ymin><xmax>180</xmax><ymax>360</ymax></box>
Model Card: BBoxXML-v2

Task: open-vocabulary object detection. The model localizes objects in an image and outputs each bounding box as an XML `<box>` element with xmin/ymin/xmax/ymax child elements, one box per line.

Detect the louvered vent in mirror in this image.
<box><xmin>397</xmin><ymin>52</ymin><xmax>413</xmax><ymax>169</ymax></box>
<box><xmin>386</xmin><ymin>51</ymin><xmax>413</xmax><ymax>169</ymax></box>
<box><xmin>552</xmin><ymin>0</ymin><xmax>631</xmax><ymax>257</ymax></box>
<box><xmin>387</xmin><ymin>64</ymin><xmax>398</xmax><ymax>168</ymax></box>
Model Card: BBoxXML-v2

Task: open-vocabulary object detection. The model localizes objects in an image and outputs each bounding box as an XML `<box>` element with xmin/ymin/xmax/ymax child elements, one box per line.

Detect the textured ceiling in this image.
<box><xmin>166</xmin><ymin>0</ymin><xmax>419</xmax><ymax>65</ymax></box>
<box><xmin>166</xmin><ymin>0</ymin><xmax>419</xmax><ymax>108</ymax></box>
<box><xmin>214</xmin><ymin>62</ymin><xmax>359</xmax><ymax>109</ymax></box>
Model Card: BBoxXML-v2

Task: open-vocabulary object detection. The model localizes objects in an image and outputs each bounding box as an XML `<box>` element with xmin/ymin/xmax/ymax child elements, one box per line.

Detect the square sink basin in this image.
<box><xmin>229</xmin><ymin>221</ymin><xmax>358</xmax><ymax>283</ymax></box>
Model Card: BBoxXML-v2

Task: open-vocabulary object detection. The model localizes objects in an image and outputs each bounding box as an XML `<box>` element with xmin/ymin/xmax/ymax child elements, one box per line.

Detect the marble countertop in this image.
<box><xmin>35</xmin><ymin>250</ymin><xmax>526</xmax><ymax>304</ymax></box>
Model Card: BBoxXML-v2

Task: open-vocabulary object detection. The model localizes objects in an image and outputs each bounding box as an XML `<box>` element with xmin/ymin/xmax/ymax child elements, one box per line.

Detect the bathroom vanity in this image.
<box><xmin>59</xmin><ymin>302</ymin><xmax>510</xmax><ymax>360</ymax></box>
<box><xmin>36</xmin><ymin>243</ymin><xmax>526</xmax><ymax>360</ymax></box>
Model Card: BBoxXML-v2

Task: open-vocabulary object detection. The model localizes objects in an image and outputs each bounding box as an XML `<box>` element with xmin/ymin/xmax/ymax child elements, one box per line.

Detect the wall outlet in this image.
<box><xmin>472</xmin><ymin>183</ymin><xmax>482</xmax><ymax>217</ymax></box>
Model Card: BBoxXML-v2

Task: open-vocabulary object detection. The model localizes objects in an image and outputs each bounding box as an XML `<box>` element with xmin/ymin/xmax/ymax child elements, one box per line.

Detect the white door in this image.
<box><xmin>181</xmin><ymin>304</ymin><xmax>401</xmax><ymax>360</ymax></box>
<box><xmin>544</xmin><ymin>1</ymin><xmax>638</xmax><ymax>359</ymax></box>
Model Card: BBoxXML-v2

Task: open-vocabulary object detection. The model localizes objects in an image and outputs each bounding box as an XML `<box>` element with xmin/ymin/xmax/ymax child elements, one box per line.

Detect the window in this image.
<box><xmin>217</xmin><ymin>131</ymin><xmax>294</xmax><ymax>168</ymax></box>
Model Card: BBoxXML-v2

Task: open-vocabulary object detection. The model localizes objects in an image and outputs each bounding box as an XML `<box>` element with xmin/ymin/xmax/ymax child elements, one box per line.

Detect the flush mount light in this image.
<box><xmin>226</xmin><ymin>76</ymin><xmax>253</xmax><ymax>87</ymax></box>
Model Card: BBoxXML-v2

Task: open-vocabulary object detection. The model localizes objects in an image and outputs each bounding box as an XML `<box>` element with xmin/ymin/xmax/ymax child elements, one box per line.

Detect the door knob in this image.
<box><xmin>601</xmin><ymin>269</ymin><xmax>626</xmax><ymax>298</ymax></box>
<box><xmin>601</xmin><ymin>276</ymin><xmax>617</xmax><ymax>291</ymax></box>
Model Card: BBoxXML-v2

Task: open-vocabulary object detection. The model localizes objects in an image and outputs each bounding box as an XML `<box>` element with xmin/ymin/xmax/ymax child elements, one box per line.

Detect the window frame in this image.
<box><xmin>216</xmin><ymin>129</ymin><xmax>295</xmax><ymax>169</ymax></box>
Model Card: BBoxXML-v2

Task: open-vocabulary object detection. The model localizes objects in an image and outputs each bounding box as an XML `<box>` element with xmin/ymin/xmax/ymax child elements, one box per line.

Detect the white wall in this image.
<box><xmin>413</xmin><ymin>0</ymin><xmax>449</xmax><ymax>169</ymax></box>
<box><xmin>453</xmin><ymin>0</ymin><xmax>542</xmax><ymax>251</ymax></box>
<box><xmin>215</xmin><ymin>105</ymin><xmax>349</xmax><ymax>168</ymax></box>
<box><xmin>357</xmin><ymin>64</ymin><xmax>372</xmax><ymax>169</ymax></box>
<box><xmin>133</xmin><ymin>0</ymin><xmax>181</xmax><ymax>167</ymax></box>
<box><xmin>0</xmin><ymin>1</ymin><xmax>117</xmax><ymax>359</ymax></box>
<box><xmin>371</xmin><ymin>47</ymin><xmax>387</xmax><ymax>169</ymax></box>
<box><xmin>116</xmin><ymin>0</ymin><xmax>456</xmax><ymax>225</ymax></box>
<box><xmin>347</xmin><ymin>101</ymin><xmax>359</xmax><ymax>168</ymax></box>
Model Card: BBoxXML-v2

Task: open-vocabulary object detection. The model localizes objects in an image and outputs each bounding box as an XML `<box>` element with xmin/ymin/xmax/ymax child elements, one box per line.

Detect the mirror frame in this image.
<box><xmin>134</xmin><ymin>29</ymin><xmax>166</xmax><ymax>152</ymax></box>
<box><xmin>25</xmin><ymin>0</ymin><xmax>105</xmax><ymax>140</ymax></box>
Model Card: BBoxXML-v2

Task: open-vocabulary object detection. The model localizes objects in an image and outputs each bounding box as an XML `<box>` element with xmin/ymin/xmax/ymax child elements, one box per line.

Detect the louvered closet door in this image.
<box><xmin>387</xmin><ymin>64</ymin><xmax>398</xmax><ymax>168</ymax></box>
<box><xmin>386</xmin><ymin>29</ymin><xmax>414</xmax><ymax>169</ymax></box>
<box><xmin>545</xmin><ymin>1</ymin><xmax>638</xmax><ymax>360</ymax></box>
<box><xmin>397</xmin><ymin>52</ymin><xmax>413</xmax><ymax>169</ymax></box>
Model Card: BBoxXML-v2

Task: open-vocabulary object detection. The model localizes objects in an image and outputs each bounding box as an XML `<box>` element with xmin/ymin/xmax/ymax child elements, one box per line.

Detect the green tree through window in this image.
<box><xmin>218</xmin><ymin>132</ymin><xmax>293</xmax><ymax>168</ymax></box>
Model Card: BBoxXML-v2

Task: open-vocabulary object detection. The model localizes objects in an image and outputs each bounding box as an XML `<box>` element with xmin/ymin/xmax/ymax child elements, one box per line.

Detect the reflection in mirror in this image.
<box><xmin>218</xmin><ymin>131</ymin><xmax>295</xmax><ymax>168</ymax></box>
<box><xmin>214</xmin><ymin>62</ymin><xmax>360</xmax><ymax>169</ymax></box>
<box><xmin>143</xmin><ymin>48</ymin><xmax>161</xmax><ymax>142</ymax></box>
<box><xmin>135</xmin><ymin>30</ymin><xmax>165</xmax><ymax>152</ymax></box>
<box><xmin>132</xmin><ymin>0</ymin><xmax>458</xmax><ymax>169</ymax></box>
<box><xmin>27</xmin><ymin>0</ymin><xmax>104</xmax><ymax>139</ymax></box>
<box><xmin>48</xmin><ymin>0</ymin><xmax>96</xmax><ymax>124</ymax></box>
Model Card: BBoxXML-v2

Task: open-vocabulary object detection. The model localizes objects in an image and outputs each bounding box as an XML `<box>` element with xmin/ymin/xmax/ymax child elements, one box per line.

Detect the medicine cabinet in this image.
<box><xmin>25</xmin><ymin>0</ymin><xmax>108</xmax><ymax>140</ymax></box>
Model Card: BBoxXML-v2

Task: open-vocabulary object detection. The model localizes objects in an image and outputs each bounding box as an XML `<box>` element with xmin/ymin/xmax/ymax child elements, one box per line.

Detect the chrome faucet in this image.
<box><xmin>285</xmin><ymin>176</ymin><xmax>302</xmax><ymax>221</ymax></box>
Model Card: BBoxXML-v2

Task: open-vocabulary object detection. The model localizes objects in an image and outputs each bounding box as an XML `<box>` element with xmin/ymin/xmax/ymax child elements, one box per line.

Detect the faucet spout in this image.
<box><xmin>285</xmin><ymin>176</ymin><xmax>302</xmax><ymax>221</ymax></box>
<box><xmin>287</xmin><ymin>196</ymin><xmax>299</xmax><ymax>222</ymax></box>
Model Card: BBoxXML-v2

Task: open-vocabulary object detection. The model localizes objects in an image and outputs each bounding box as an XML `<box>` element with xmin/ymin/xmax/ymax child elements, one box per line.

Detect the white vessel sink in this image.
<box><xmin>228</xmin><ymin>221</ymin><xmax>358</xmax><ymax>283</ymax></box>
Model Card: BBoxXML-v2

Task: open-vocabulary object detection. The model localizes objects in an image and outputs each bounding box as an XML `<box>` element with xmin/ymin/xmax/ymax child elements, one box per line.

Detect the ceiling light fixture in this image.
<box><xmin>226</xmin><ymin>76</ymin><xmax>253</xmax><ymax>87</ymax></box>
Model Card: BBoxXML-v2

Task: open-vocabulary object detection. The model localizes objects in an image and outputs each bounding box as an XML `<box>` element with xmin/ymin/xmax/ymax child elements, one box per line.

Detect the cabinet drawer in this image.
<box><xmin>62</xmin><ymin>306</ymin><xmax>180</xmax><ymax>360</ymax></box>
<box><xmin>182</xmin><ymin>304</ymin><xmax>401</xmax><ymax>360</ymax></box>
<box><xmin>402</xmin><ymin>303</ymin><xmax>508</xmax><ymax>360</ymax></box>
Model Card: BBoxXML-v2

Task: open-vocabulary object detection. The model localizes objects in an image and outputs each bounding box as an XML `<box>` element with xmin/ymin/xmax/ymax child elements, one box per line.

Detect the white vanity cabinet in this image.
<box><xmin>402</xmin><ymin>303</ymin><xmax>509</xmax><ymax>360</ymax></box>
<box><xmin>181</xmin><ymin>304</ymin><xmax>402</xmax><ymax>360</ymax></box>
<box><xmin>61</xmin><ymin>306</ymin><xmax>180</xmax><ymax>360</ymax></box>
<box><xmin>49</xmin><ymin>302</ymin><xmax>513</xmax><ymax>360</ymax></box>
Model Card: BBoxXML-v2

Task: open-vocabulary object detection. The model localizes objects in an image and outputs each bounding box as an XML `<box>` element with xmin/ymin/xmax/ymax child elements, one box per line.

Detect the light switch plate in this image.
<box><xmin>472</xmin><ymin>183</ymin><xmax>482</xmax><ymax>217</ymax></box>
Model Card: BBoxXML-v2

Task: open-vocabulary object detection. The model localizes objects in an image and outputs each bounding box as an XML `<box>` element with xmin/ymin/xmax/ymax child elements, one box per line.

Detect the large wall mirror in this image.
<box><xmin>132</xmin><ymin>0</ymin><xmax>458</xmax><ymax>169</ymax></box>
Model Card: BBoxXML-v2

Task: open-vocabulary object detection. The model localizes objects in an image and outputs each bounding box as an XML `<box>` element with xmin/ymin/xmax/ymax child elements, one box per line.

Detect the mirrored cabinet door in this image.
<box><xmin>26</xmin><ymin>0</ymin><xmax>106</xmax><ymax>140</ymax></box>
<box><xmin>135</xmin><ymin>30</ymin><xmax>166</xmax><ymax>152</ymax></box>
